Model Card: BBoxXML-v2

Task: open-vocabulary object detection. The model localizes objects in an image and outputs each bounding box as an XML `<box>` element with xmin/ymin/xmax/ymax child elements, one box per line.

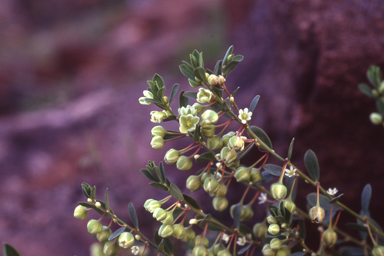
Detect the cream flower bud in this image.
<box><xmin>201</xmin><ymin>109</ymin><xmax>219</xmax><ymax>124</ymax></box>
<box><xmin>309</xmin><ymin>206</ymin><xmax>325</xmax><ymax>223</ymax></box>
<box><xmin>234</xmin><ymin>167</ymin><xmax>250</xmax><ymax>182</ymax></box>
<box><xmin>158</xmin><ymin>224</ymin><xmax>174</xmax><ymax>238</ymax></box>
<box><xmin>74</xmin><ymin>205</ymin><xmax>88</xmax><ymax>220</ymax></box>
<box><xmin>208</xmin><ymin>74</ymin><xmax>219</xmax><ymax>86</ymax></box>
<box><xmin>193</xmin><ymin>245</ymin><xmax>209</xmax><ymax>256</ymax></box>
<box><xmin>151</xmin><ymin>126</ymin><xmax>166</xmax><ymax>137</ymax></box>
<box><xmin>118</xmin><ymin>232</ymin><xmax>134</xmax><ymax>248</ymax></box>
<box><xmin>97</xmin><ymin>226</ymin><xmax>112</xmax><ymax>242</ymax></box>
<box><xmin>186</xmin><ymin>175</ymin><xmax>202</xmax><ymax>191</ymax></box>
<box><xmin>267</xmin><ymin>215</ymin><xmax>277</xmax><ymax>224</ymax></box>
<box><xmin>228</xmin><ymin>136</ymin><xmax>244</xmax><ymax>151</ymax></box>
<box><xmin>323</xmin><ymin>228</ymin><xmax>337</xmax><ymax>247</ymax></box>
<box><xmin>218</xmin><ymin>75</ymin><xmax>226</xmax><ymax>85</ymax></box>
<box><xmin>164</xmin><ymin>149</ymin><xmax>180</xmax><ymax>164</ymax></box>
<box><xmin>283</xmin><ymin>199</ymin><xmax>296</xmax><ymax>213</ymax></box>
<box><xmin>203</xmin><ymin>177</ymin><xmax>219</xmax><ymax>193</ymax></box>
<box><xmin>103</xmin><ymin>241</ymin><xmax>120</xmax><ymax>256</ymax></box>
<box><xmin>197</xmin><ymin>88</ymin><xmax>214</xmax><ymax>103</ymax></box>
<box><xmin>262</xmin><ymin>244</ymin><xmax>276</xmax><ymax>256</ymax></box>
<box><xmin>192</xmin><ymin>103</ymin><xmax>207</xmax><ymax>115</ymax></box>
<box><xmin>161</xmin><ymin>211</ymin><xmax>174</xmax><ymax>224</ymax></box>
<box><xmin>214</xmin><ymin>183</ymin><xmax>228</xmax><ymax>197</ymax></box>
<box><xmin>207</xmin><ymin>135</ymin><xmax>224</xmax><ymax>150</ymax></box>
<box><xmin>194</xmin><ymin>235</ymin><xmax>209</xmax><ymax>247</ymax></box>
<box><xmin>268</xmin><ymin>224</ymin><xmax>280</xmax><ymax>235</ymax></box>
<box><xmin>173</xmin><ymin>224</ymin><xmax>186</xmax><ymax>239</ymax></box>
<box><xmin>212</xmin><ymin>197</ymin><xmax>228</xmax><ymax>212</ymax></box>
<box><xmin>176</xmin><ymin>156</ymin><xmax>193</xmax><ymax>171</ymax></box>
<box><xmin>181</xmin><ymin>227</ymin><xmax>196</xmax><ymax>242</ymax></box>
<box><xmin>153</xmin><ymin>208</ymin><xmax>167</xmax><ymax>221</ymax></box>
<box><xmin>253</xmin><ymin>222</ymin><xmax>267</xmax><ymax>239</ymax></box>
<box><xmin>270</xmin><ymin>183</ymin><xmax>287</xmax><ymax>201</ymax></box>
<box><xmin>250</xmin><ymin>168</ymin><xmax>262</xmax><ymax>183</ymax></box>
<box><xmin>150</xmin><ymin>136</ymin><xmax>164</xmax><ymax>150</ymax></box>
<box><xmin>150</xmin><ymin>111</ymin><xmax>166</xmax><ymax>123</ymax></box>
<box><xmin>370</xmin><ymin>113</ymin><xmax>383</xmax><ymax>125</ymax></box>
<box><xmin>87</xmin><ymin>219</ymin><xmax>103</xmax><ymax>234</ymax></box>
<box><xmin>270</xmin><ymin>238</ymin><xmax>282</xmax><ymax>250</ymax></box>
<box><xmin>372</xmin><ymin>246</ymin><xmax>384</xmax><ymax>256</ymax></box>
<box><xmin>222</xmin><ymin>131</ymin><xmax>236</xmax><ymax>146</ymax></box>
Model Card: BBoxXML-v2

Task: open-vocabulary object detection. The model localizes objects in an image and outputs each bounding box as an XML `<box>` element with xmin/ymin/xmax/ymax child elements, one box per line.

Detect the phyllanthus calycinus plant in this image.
<box><xmin>72</xmin><ymin>46</ymin><xmax>384</xmax><ymax>256</ymax></box>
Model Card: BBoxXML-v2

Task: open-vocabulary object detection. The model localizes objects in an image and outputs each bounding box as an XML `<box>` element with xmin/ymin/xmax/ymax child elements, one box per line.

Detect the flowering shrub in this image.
<box><xmin>4</xmin><ymin>47</ymin><xmax>383</xmax><ymax>256</ymax></box>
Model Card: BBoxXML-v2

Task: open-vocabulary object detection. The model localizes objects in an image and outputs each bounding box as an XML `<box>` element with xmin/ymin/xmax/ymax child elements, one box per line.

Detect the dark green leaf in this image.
<box><xmin>140</xmin><ymin>169</ymin><xmax>159</xmax><ymax>182</ymax></box>
<box><xmin>367</xmin><ymin>65</ymin><xmax>382</xmax><ymax>88</ymax></box>
<box><xmin>183</xmin><ymin>194</ymin><xmax>202</xmax><ymax>210</ymax></box>
<box><xmin>158</xmin><ymin>162</ymin><xmax>167</xmax><ymax>184</ymax></box>
<box><xmin>179</xmin><ymin>91</ymin><xmax>189</xmax><ymax>108</ymax></box>
<box><xmin>196</xmin><ymin>152</ymin><xmax>216</xmax><ymax>163</ymax></box>
<box><xmin>90</xmin><ymin>186</ymin><xmax>96</xmax><ymax>201</ymax></box>
<box><xmin>279</xmin><ymin>201</ymin><xmax>287</xmax><ymax>219</ymax></box>
<box><xmin>169</xmin><ymin>83</ymin><xmax>180</xmax><ymax>104</ymax></box>
<box><xmin>376</xmin><ymin>100</ymin><xmax>384</xmax><ymax>116</ymax></box>
<box><xmin>263</xmin><ymin>164</ymin><xmax>281</xmax><ymax>177</ymax></box>
<box><xmin>339</xmin><ymin>246</ymin><xmax>365</xmax><ymax>256</ymax></box>
<box><xmin>233</xmin><ymin>204</ymin><xmax>242</xmax><ymax>229</ymax></box>
<box><xmin>81</xmin><ymin>182</ymin><xmax>92</xmax><ymax>198</ymax></box>
<box><xmin>3</xmin><ymin>244</ymin><xmax>20</xmax><ymax>256</ymax></box>
<box><xmin>192</xmin><ymin>124</ymin><xmax>201</xmax><ymax>142</ymax></box>
<box><xmin>289</xmin><ymin>252</ymin><xmax>307</xmax><ymax>256</ymax></box>
<box><xmin>150</xmin><ymin>182</ymin><xmax>169</xmax><ymax>191</ymax></box>
<box><xmin>179</xmin><ymin>64</ymin><xmax>195</xmax><ymax>80</ymax></box>
<box><xmin>214</xmin><ymin>60</ymin><xmax>223</xmax><ymax>75</ymax></box>
<box><xmin>222</xmin><ymin>98</ymin><xmax>232</xmax><ymax>112</ymax></box>
<box><xmin>361</xmin><ymin>184</ymin><xmax>371</xmax><ymax>215</ymax></box>
<box><xmin>190</xmin><ymin>53</ymin><xmax>199</xmax><ymax>68</ymax></box>
<box><xmin>133</xmin><ymin>240</ymin><xmax>146</xmax><ymax>246</ymax></box>
<box><xmin>109</xmin><ymin>227</ymin><xmax>126</xmax><ymax>241</ymax></box>
<box><xmin>268</xmin><ymin>206</ymin><xmax>279</xmax><ymax>217</ymax></box>
<box><xmin>198</xmin><ymin>51</ymin><xmax>204</xmax><ymax>69</ymax></box>
<box><xmin>104</xmin><ymin>188</ymin><xmax>110</xmax><ymax>212</ymax></box>
<box><xmin>144</xmin><ymin>98</ymin><xmax>162</xmax><ymax>105</ymax></box>
<box><xmin>154</xmin><ymin>232</ymin><xmax>162</xmax><ymax>246</ymax></box>
<box><xmin>162</xmin><ymin>115</ymin><xmax>177</xmax><ymax>122</ymax></box>
<box><xmin>346</xmin><ymin>223</ymin><xmax>368</xmax><ymax>233</ymax></box>
<box><xmin>306</xmin><ymin>193</ymin><xmax>341</xmax><ymax>211</ymax></box>
<box><xmin>299</xmin><ymin>220</ymin><xmax>306</xmax><ymax>240</ymax></box>
<box><xmin>249</xmin><ymin>95</ymin><xmax>260</xmax><ymax>114</ymax></box>
<box><xmin>169</xmin><ymin>183</ymin><xmax>184</xmax><ymax>200</ymax></box>
<box><xmin>248</xmin><ymin>126</ymin><xmax>273</xmax><ymax>150</ymax></box>
<box><xmin>304</xmin><ymin>149</ymin><xmax>320</xmax><ymax>181</ymax></box>
<box><xmin>223</xmin><ymin>45</ymin><xmax>234</xmax><ymax>65</ymax></box>
<box><xmin>194</xmin><ymin>67</ymin><xmax>206</xmax><ymax>82</ymax></box>
<box><xmin>257</xmin><ymin>171</ymin><xmax>275</xmax><ymax>184</ymax></box>
<box><xmin>148</xmin><ymin>80</ymin><xmax>158</xmax><ymax>94</ymax></box>
<box><xmin>222</xmin><ymin>60</ymin><xmax>240</xmax><ymax>75</ymax></box>
<box><xmin>288</xmin><ymin>138</ymin><xmax>295</xmax><ymax>160</ymax></box>
<box><xmin>232</xmin><ymin>55</ymin><xmax>244</xmax><ymax>62</ymax></box>
<box><xmin>232</xmin><ymin>86</ymin><xmax>240</xmax><ymax>96</ymax></box>
<box><xmin>157</xmin><ymin>86</ymin><xmax>165</xmax><ymax>99</ymax></box>
<box><xmin>238</xmin><ymin>243</ymin><xmax>252</xmax><ymax>254</ymax></box>
<box><xmin>154</xmin><ymin>166</ymin><xmax>163</xmax><ymax>183</ymax></box>
<box><xmin>329</xmin><ymin>193</ymin><xmax>344</xmax><ymax>204</ymax></box>
<box><xmin>183</xmin><ymin>91</ymin><xmax>198</xmax><ymax>99</ymax></box>
<box><xmin>358</xmin><ymin>83</ymin><xmax>374</xmax><ymax>98</ymax></box>
<box><xmin>162</xmin><ymin>237</ymin><xmax>173</xmax><ymax>255</ymax></box>
<box><xmin>235</xmin><ymin>142</ymin><xmax>255</xmax><ymax>162</ymax></box>
<box><xmin>153</xmin><ymin>74</ymin><xmax>164</xmax><ymax>89</ymax></box>
<box><xmin>128</xmin><ymin>202</ymin><xmax>139</xmax><ymax>229</ymax></box>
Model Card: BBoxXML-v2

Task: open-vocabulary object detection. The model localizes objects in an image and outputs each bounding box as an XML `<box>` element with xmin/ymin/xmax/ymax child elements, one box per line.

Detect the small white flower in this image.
<box><xmin>327</xmin><ymin>187</ymin><xmax>338</xmax><ymax>196</ymax></box>
<box><xmin>214</xmin><ymin>172</ymin><xmax>222</xmax><ymax>181</ymax></box>
<box><xmin>189</xmin><ymin>219</ymin><xmax>198</xmax><ymax>225</ymax></box>
<box><xmin>238</xmin><ymin>108</ymin><xmax>252</xmax><ymax>124</ymax></box>
<box><xmin>237</xmin><ymin>236</ymin><xmax>246</xmax><ymax>246</ymax></box>
<box><xmin>150</xmin><ymin>111</ymin><xmax>166</xmax><ymax>123</ymax></box>
<box><xmin>139</xmin><ymin>90</ymin><xmax>154</xmax><ymax>105</ymax></box>
<box><xmin>285</xmin><ymin>166</ymin><xmax>297</xmax><ymax>177</ymax></box>
<box><xmin>131</xmin><ymin>246</ymin><xmax>140</xmax><ymax>255</ymax></box>
<box><xmin>258</xmin><ymin>192</ymin><xmax>267</xmax><ymax>204</ymax></box>
<box><xmin>197</xmin><ymin>88</ymin><xmax>214</xmax><ymax>103</ymax></box>
<box><xmin>222</xmin><ymin>233</ymin><xmax>230</xmax><ymax>243</ymax></box>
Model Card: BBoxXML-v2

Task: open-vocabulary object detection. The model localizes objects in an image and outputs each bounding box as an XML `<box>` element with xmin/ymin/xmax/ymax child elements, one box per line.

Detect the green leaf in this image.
<box><xmin>183</xmin><ymin>194</ymin><xmax>202</xmax><ymax>210</ymax></box>
<box><xmin>299</xmin><ymin>220</ymin><xmax>306</xmax><ymax>240</ymax></box>
<box><xmin>233</xmin><ymin>204</ymin><xmax>242</xmax><ymax>229</ymax></box>
<box><xmin>263</xmin><ymin>164</ymin><xmax>281</xmax><ymax>176</ymax></box>
<box><xmin>339</xmin><ymin>246</ymin><xmax>365</xmax><ymax>256</ymax></box>
<box><xmin>190</xmin><ymin>53</ymin><xmax>199</xmax><ymax>68</ymax></box>
<box><xmin>268</xmin><ymin>206</ymin><xmax>279</xmax><ymax>217</ymax></box>
<box><xmin>140</xmin><ymin>169</ymin><xmax>159</xmax><ymax>182</ymax></box>
<box><xmin>81</xmin><ymin>182</ymin><xmax>92</xmax><ymax>198</ymax></box>
<box><xmin>258</xmin><ymin>171</ymin><xmax>275</xmax><ymax>184</ymax></box>
<box><xmin>148</xmin><ymin>80</ymin><xmax>158</xmax><ymax>94</ymax></box>
<box><xmin>194</xmin><ymin>67</ymin><xmax>206</xmax><ymax>82</ymax></box>
<box><xmin>179</xmin><ymin>64</ymin><xmax>195</xmax><ymax>80</ymax></box>
<box><xmin>304</xmin><ymin>149</ymin><xmax>320</xmax><ymax>181</ymax></box>
<box><xmin>306</xmin><ymin>193</ymin><xmax>341</xmax><ymax>211</ymax></box>
<box><xmin>109</xmin><ymin>226</ymin><xmax>126</xmax><ymax>241</ymax></box>
<box><xmin>223</xmin><ymin>45</ymin><xmax>234</xmax><ymax>65</ymax></box>
<box><xmin>104</xmin><ymin>188</ymin><xmax>110</xmax><ymax>212</ymax></box>
<box><xmin>192</xmin><ymin>124</ymin><xmax>201</xmax><ymax>142</ymax></box>
<box><xmin>367</xmin><ymin>65</ymin><xmax>382</xmax><ymax>88</ymax></box>
<box><xmin>90</xmin><ymin>186</ymin><xmax>96</xmax><ymax>201</ymax></box>
<box><xmin>232</xmin><ymin>86</ymin><xmax>240</xmax><ymax>96</ymax></box>
<box><xmin>361</xmin><ymin>184</ymin><xmax>371</xmax><ymax>216</ymax></box>
<box><xmin>162</xmin><ymin>237</ymin><xmax>173</xmax><ymax>255</ymax></box>
<box><xmin>198</xmin><ymin>51</ymin><xmax>204</xmax><ymax>69</ymax></box>
<box><xmin>79</xmin><ymin>202</ymin><xmax>114</xmax><ymax>217</ymax></box>
<box><xmin>153</xmin><ymin>74</ymin><xmax>164</xmax><ymax>89</ymax></box>
<box><xmin>376</xmin><ymin>100</ymin><xmax>384</xmax><ymax>116</ymax></box>
<box><xmin>214</xmin><ymin>60</ymin><xmax>223</xmax><ymax>75</ymax></box>
<box><xmin>248</xmin><ymin>126</ymin><xmax>273</xmax><ymax>150</ymax></box>
<box><xmin>169</xmin><ymin>83</ymin><xmax>180</xmax><ymax>104</ymax></box>
<box><xmin>128</xmin><ymin>202</ymin><xmax>139</xmax><ymax>229</ymax></box>
<box><xmin>196</xmin><ymin>152</ymin><xmax>216</xmax><ymax>163</ymax></box>
<box><xmin>154</xmin><ymin>166</ymin><xmax>164</xmax><ymax>183</ymax></box>
<box><xmin>232</xmin><ymin>55</ymin><xmax>244</xmax><ymax>62</ymax></box>
<box><xmin>222</xmin><ymin>60</ymin><xmax>240</xmax><ymax>75</ymax></box>
<box><xmin>158</xmin><ymin>162</ymin><xmax>167</xmax><ymax>185</ymax></box>
<box><xmin>179</xmin><ymin>91</ymin><xmax>189</xmax><ymax>108</ymax></box>
<box><xmin>288</xmin><ymin>138</ymin><xmax>295</xmax><ymax>160</ymax></box>
<box><xmin>150</xmin><ymin>182</ymin><xmax>169</xmax><ymax>191</ymax></box>
<box><xmin>169</xmin><ymin>183</ymin><xmax>184</xmax><ymax>200</ymax></box>
<box><xmin>329</xmin><ymin>193</ymin><xmax>344</xmax><ymax>204</ymax></box>
<box><xmin>3</xmin><ymin>244</ymin><xmax>20</xmax><ymax>256</ymax></box>
<box><xmin>249</xmin><ymin>95</ymin><xmax>260</xmax><ymax>114</ymax></box>
<box><xmin>346</xmin><ymin>223</ymin><xmax>368</xmax><ymax>233</ymax></box>
<box><xmin>235</xmin><ymin>142</ymin><xmax>255</xmax><ymax>162</ymax></box>
<box><xmin>183</xmin><ymin>91</ymin><xmax>198</xmax><ymax>99</ymax></box>
<box><xmin>238</xmin><ymin>243</ymin><xmax>253</xmax><ymax>254</ymax></box>
<box><xmin>358</xmin><ymin>83</ymin><xmax>374</xmax><ymax>98</ymax></box>
<box><xmin>154</xmin><ymin>232</ymin><xmax>162</xmax><ymax>246</ymax></box>
<box><xmin>157</xmin><ymin>86</ymin><xmax>165</xmax><ymax>99</ymax></box>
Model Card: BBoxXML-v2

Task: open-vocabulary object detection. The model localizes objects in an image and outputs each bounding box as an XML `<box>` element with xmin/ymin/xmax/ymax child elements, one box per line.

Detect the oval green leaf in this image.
<box><xmin>169</xmin><ymin>83</ymin><xmax>180</xmax><ymax>104</ymax></box>
<box><xmin>183</xmin><ymin>194</ymin><xmax>202</xmax><ymax>210</ymax></box>
<box><xmin>109</xmin><ymin>226</ymin><xmax>126</xmax><ymax>241</ymax></box>
<box><xmin>170</xmin><ymin>183</ymin><xmax>184</xmax><ymax>200</ymax></box>
<box><xmin>304</xmin><ymin>149</ymin><xmax>320</xmax><ymax>181</ymax></box>
<box><xmin>361</xmin><ymin>184</ymin><xmax>371</xmax><ymax>215</ymax></box>
<box><xmin>128</xmin><ymin>202</ymin><xmax>139</xmax><ymax>229</ymax></box>
<box><xmin>3</xmin><ymin>244</ymin><xmax>20</xmax><ymax>256</ymax></box>
<box><xmin>249</xmin><ymin>95</ymin><xmax>260</xmax><ymax>114</ymax></box>
<box><xmin>263</xmin><ymin>164</ymin><xmax>281</xmax><ymax>176</ymax></box>
<box><xmin>248</xmin><ymin>126</ymin><xmax>273</xmax><ymax>150</ymax></box>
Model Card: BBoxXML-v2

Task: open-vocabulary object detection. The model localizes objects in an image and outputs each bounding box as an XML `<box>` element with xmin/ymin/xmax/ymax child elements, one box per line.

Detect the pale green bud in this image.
<box><xmin>173</xmin><ymin>224</ymin><xmax>186</xmax><ymax>239</ymax></box>
<box><xmin>372</xmin><ymin>89</ymin><xmax>380</xmax><ymax>97</ymax></box>
<box><xmin>250</xmin><ymin>168</ymin><xmax>262</xmax><ymax>183</ymax></box>
<box><xmin>161</xmin><ymin>211</ymin><xmax>174</xmax><ymax>224</ymax></box>
<box><xmin>218</xmin><ymin>75</ymin><xmax>226</xmax><ymax>86</ymax></box>
<box><xmin>186</xmin><ymin>175</ymin><xmax>202</xmax><ymax>191</ymax></box>
<box><xmin>147</xmin><ymin>200</ymin><xmax>162</xmax><ymax>213</ymax></box>
<box><xmin>309</xmin><ymin>206</ymin><xmax>325</xmax><ymax>223</ymax></box>
<box><xmin>267</xmin><ymin>215</ymin><xmax>277</xmax><ymax>224</ymax></box>
<box><xmin>270</xmin><ymin>183</ymin><xmax>287</xmax><ymax>201</ymax></box>
<box><xmin>230</xmin><ymin>204</ymin><xmax>253</xmax><ymax>222</ymax></box>
<box><xmin>213</xmin><ymin>244</ymin><xmax>226</xmax><ymax>254</ymax></box>
<box><xmin>164</xmin><ymin>148</ymin><xmax>180</xmax><ymax>164</ymax></box>
<box><xmin>162</xmin><ymin>96</ymin><xmax>169</xmax><ymax>104</ymax></box>
<box><xmin>151</xmin><ymin>126</ymin><xmax>166</xmax><ymax>137</ymax></box>
<box><xmin>153</xmin><ymin>208</ymin><xmax>167</xmax><ymax>221</ymax></box>
<box><xmin>268</xmin><ymin>224</ymin><xmax>280</xmax><ymax>235</ymax></box>
<box><xmin>74</xmin><ymin>205</ymin><xmax>88</xmax><ymax>220</ymax></box>
<box><xmin>194</xmin><ymin>235</ymin><xmax>209</xmax><ymax>247</ymax></box>
<box><xmin>276</xmin><ymin>245</ymin><xmax>291</xmax><ymax>256</ymax></box>
<box><xmin>90</xmin><ymin>243</ymin><xmax>104</xmax><ymax>256</ymax></box>
<box><xmin>97</xmin><ymin>226</ymin><xmax>112</xmax><ymax>242</ymax></box>
<box><xmin>217</xmin><ymin>250</ymin><xmax>231</xmax><ymax>256</ymax></box>
<box><xmin>214</xmin><ymin>183</ymin><xmax>228</xmax><ymax>197</ymax></box>
<box><xmin>87</xmin><ymin>219</ymin><xmax>103</xmax><ymax>234</ymax></box>
<box><xmin>234</xmin><ymin>167</ymin><xmax>250</xmax><ymax>182</ymax></box>
<box><xmin>201</xmin><ymin>172</ymin><xmax>213</xmax><ymax>183</ymax></box>
<box><xmin>193</xmin><ymin>245</ymin><xmax>209</xmax><ymax>256</ymax></box>
<box><xmin>222</xmin><ymin>131</ymin><xmax>236</xmax><ymax>146</ymax></box>
<box><xmin>176</xmin><ymin>156</ymin><xmax>193</xmax><ymax>171</ymax></box>
<box><xmin>151</xmin><ymin>136</ymin><xmax>164</xmax><ymax>150</ymax></box>
<box><xmin>379</xmin><ymin>81</ymin><xmax>384</xmax><ymax>94</ymax></box>
<box><xmin>200</xmin><ymin>120</ymin><xmax>215</xmax><ymax>137</ymax></box>
<box><xmin>118</xmin><ymin>232</ymin><xmax>134</xmax><ymax>248</ymax></box>
<box><xmin>201</xmin><ymin>109</ymin><xmax>219</xmax><ymax>124</ymax></box>
<box><xmin>192</xmin><ymin>103</ymin><xmax>207</xmax><ymax>115</ymax></box>
<box><xmin>372</xmin><ymin>246</ymin><xmax>384</xmax><ymax>256</ymax></box>
<box><xmin>228</xmin><ymin>136</ymin><xmax>244</xmax><ymax>150</ymax></box>
<box><xmin>182</xmin><ymin>226</ymin><xmax>196</xmax><ymax>242</ymax></box>
<box><xmin>253</xmin><ymin>222</ymin><xmax>267</xmax><ymax>239</ymax></box>
<box><xmin>208</xmin><ymin>74</ymin><xmax>219</xmax><ymax>86</ymax></box>
<box><xmin>323</xmin><ymin>228</ymin><xmax>337</xmax><ymax>247</ymax></box>
<box><xmin>270</xmin><ymin>238</ymin><xmax>282</xmax><ymax>250</ymax></box>
<box><xmin>283</xmin><ymin>199</ymin><xmax>296</xmax><ymax>213</ymax></box>
<box><xmin>262</xmin><ymin>244</ymin><xmax>276</xmax><ymax>256</ymax></box>
<box><xmin>207</xmin><ymin>135</ymin><xmax>223</xmax><ymax>150</ymax></box>
<box><xmin>144</xmin><ymin>199</ymin><xmax>154</xmax><ymax>209</ymax></box>
<box><xmin>103</xmin><ymin>241</ymin><xmax>120</xmax><ymax>256</ymax></box>
<box><xmin>158</xmin><ymin>224</ymin><xmax>174</xmax><ymax>238</ymax></box>
<box><xmin>220</xmin><ymin>147</ymin><xmax>237</xmax><ymax>164</ymax></box>
<box><xmin>370</xmin><ymin>112</ymin><xmax>383</xmax><ymax>125</ymax></box>
<box><xmin>212</xmin><ymin>197</ymin><xmax>228</xmax><ymax>212</ymax></box>
<box><xmin>135</xmin><ymin>235</ymin><xmax>141</xmax><ymax>240</ymax></box>
<box><xmin>204</xmin><ymin>177</ymin><xmax>219</xmax><ymax>193</ymax></box>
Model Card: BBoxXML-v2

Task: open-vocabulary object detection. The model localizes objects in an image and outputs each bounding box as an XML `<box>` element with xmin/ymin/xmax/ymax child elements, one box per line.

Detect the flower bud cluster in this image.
<box><xmin>262</xmin><ymin>243</ymin><xmax>291</xmax><ymax>256</ymax></box>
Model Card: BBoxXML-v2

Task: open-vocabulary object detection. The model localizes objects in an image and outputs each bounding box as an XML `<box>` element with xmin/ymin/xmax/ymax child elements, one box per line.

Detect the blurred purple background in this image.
<box><xmin>1</xmin><ymin>0</ymin><xmax>384</xmax><ymax>255</ymax></box>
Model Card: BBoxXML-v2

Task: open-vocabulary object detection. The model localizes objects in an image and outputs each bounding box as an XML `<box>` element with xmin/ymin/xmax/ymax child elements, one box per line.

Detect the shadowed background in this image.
<box><xmin>0</xmin><ymin>0</ymin><xmax>384</xmax><ymax>255</ymax></box>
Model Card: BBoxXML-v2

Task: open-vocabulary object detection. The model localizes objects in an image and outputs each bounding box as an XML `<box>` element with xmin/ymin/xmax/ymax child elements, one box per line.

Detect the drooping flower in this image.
<box><xmin>238</xmin><ymin>108</ymin><xmax>252</xmax><ymax>124</ymax></box>
<box><xmin>131</xmin><ymin>246</ymin><xmax>140</xmax><ymax>255</ymax></box>
<box><xmin>258</xmin><ymin>192</ymin><xmax>268</xmax><ymax>204</ymax></box>
<box><xmin>285</xmin><ymin>166</ymin><xmax>297</xmax><ymax>177</ymax></box>
<box><xmin>197</xmin><ymin>88</ymin><xmax>214</xmax><ymax>103</ymax></box>
<box><xmin>327</xmin><ymin>187</ymin><xmax>338</xmax><ymax>196</ymax></box>
<box><xmin>222</xmin><ymin>233</ymin><xmax>230</xmax><ymax>243</ymax></box>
